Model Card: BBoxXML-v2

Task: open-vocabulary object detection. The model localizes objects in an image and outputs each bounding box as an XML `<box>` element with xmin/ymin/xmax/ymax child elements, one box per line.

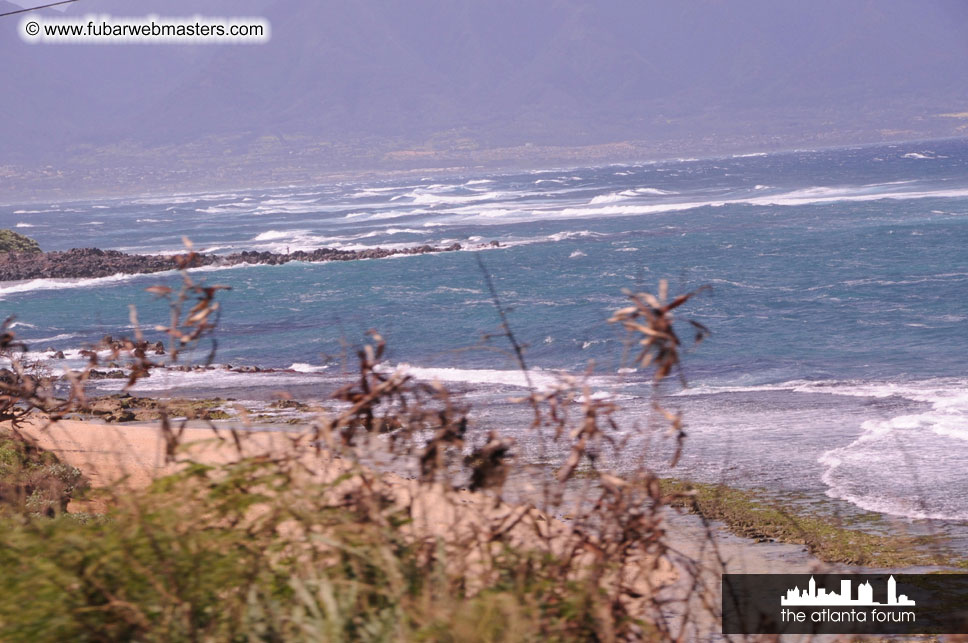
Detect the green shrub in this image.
<box><xmin>0</xmin><ymin>457</ymin><xmax>617</xmax><ymax>642</ymax></box>
<box><xmin>0</xmin><ymin>229</ymin><xmax>41</xmax><ymax>253</ymax></box>
<box><xmin>0</xmin><ymin>431</ymin><xmax>87</xmax><ymax>516</ymax></box>
<box><xmin>0</xmin><ymin>273</ymin><xmax>712</xmax><ymax>641</ymax></box>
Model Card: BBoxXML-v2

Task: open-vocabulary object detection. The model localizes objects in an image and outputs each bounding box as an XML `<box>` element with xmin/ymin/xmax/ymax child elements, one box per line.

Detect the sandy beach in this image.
<box><xmin>13</xmin><ymin>415</ymin><xmax>828</xmax><ymax>576</ymax></box>
<box><xmin>5</xmin><ymin>418</ymin><xmax>856</xmax><ymax>635</ymax></box>
<box><xmin>16</xmin><ymin>416</ymin><xmax>296</xmax><ymax>490</ymax></box>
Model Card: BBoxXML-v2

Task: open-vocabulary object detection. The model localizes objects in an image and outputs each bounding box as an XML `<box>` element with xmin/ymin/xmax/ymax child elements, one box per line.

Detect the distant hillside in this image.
<box><xmin>2</xmin><ymin>0</ymin><xmax>967</xmax><ymax>199</ymax></box>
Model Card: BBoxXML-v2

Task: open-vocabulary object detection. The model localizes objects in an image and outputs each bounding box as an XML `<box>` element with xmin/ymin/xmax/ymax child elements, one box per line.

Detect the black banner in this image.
<box><xmin>722</xmin><ymin>574</ymin><xmax>968</xmax><ymax>635</ymax></box>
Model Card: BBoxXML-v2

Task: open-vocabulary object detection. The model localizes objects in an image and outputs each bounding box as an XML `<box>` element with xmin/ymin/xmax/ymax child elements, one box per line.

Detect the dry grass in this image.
<box><xmin>0</xmin><ymin>244</ymin><xmax>732</xmax><ymax>641</ymax></box>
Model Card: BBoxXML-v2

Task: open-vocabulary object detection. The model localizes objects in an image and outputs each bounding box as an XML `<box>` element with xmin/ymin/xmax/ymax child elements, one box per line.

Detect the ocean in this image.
<box><xmin>2</xmin><ymin>139</ymin><xmax>967</xmax><ymax>534</ymax></box>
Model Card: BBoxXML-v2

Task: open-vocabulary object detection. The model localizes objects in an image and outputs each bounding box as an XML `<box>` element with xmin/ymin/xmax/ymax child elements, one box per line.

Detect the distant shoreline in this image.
<box><xmin>0</xmin><ymin>242</ymin><xmax>464</xmax><ymax>281</ymax></box>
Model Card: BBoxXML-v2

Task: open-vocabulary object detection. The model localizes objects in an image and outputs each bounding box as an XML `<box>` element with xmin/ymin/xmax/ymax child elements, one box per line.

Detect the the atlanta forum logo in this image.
<box><xmin>780</xmin><ymin>575</ymin><xmax>916</xmax><ymax>625</ymax></box>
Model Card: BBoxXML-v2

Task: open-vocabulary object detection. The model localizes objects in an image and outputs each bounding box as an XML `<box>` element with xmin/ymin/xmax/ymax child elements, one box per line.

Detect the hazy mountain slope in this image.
<box><xmin>1</xmin><ymin>0</ymin><xmax>966</xmax><ymax>188</ymax></box>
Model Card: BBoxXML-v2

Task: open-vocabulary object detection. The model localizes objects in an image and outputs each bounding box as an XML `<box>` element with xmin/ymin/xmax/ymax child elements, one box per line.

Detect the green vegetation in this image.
<box><xmin>0</xmin><ymin>229</ymin><xmax>41</xmax><ymax>253</ymax></box>
<box><xmin>0</xmin><ymin>276</ymin><xmax>715</xmax><ymax>640</ymax></box>
<box><xmin>3</xmin><ymin>262</ymin><xmax>954</xmax><ymax>640</ymax></box>
<box><xmin>0</xmin><ymin>429</ymin><xmax>86</xmax><ymax>516</ymax></box>
<box><xmin>660</xmin><ymin>478</ymin><xmax>959</xmax><ymax>567</ymax></box>
<box><xmin>0</xmin><ymin>452</ymin><xmax>628</xmax><ymax>642</ymax></box>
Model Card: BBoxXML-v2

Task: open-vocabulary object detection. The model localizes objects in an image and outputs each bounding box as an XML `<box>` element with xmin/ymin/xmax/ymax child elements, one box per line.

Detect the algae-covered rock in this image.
<box><xmin>0</xmin><ymin>229</ymin><xmax>41</xmax><ymax>253</ymax></box>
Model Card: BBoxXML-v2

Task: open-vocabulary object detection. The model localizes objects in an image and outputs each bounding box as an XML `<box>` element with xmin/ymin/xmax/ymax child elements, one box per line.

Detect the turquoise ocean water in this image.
<box><xmin>2</xmin><ymin>139</ymin><xmax>967</xmax><ymax>530</ymax></box>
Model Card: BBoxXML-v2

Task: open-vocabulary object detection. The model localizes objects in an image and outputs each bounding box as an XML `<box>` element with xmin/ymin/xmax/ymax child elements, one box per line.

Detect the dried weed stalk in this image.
<box><xmin>0</xmin><ymin>248</ymin><xmax>728</xmax><ymax>641</ymax></box>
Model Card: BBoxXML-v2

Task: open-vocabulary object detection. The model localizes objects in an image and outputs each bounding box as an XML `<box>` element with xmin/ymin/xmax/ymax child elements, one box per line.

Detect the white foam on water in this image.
<box><xmin>818</xmin><ymin>400</ymin><xmax>968</xmax><ymax>521</ymax></box>
<box><xmin>23</xmin><ymin>333</ymin><xmax>78</xmax><ymax>344</ymax></box>
<box><xmin>347</xmin><ymin>186</ymin><xmax>414</xmax><ymax>199</ymax></box>
<box><xmin>680</xmin><ymin>376</ymin><xmax>968</xmax><ymax>520</ymax></box>
<box><xmin>0</xmin><ymin>272</ymin><xmax>166</xmax><ymax>299</ymax></box>
<box><xmin>249</xmin><ymin>228</ymin><xmax>400</xmax><ymax>252</ymax></box>
<box><xmin>91</xmin><ymin>368</ymin><xmax>324</xmax><ymax>392</ymax></box>
<box><xmin>288</xmin><ymin>362</ymin><xmax>330</xmax><ymax>373</ymax></box>
<box><xmin>195</xmin><ymin>203</ymin><xmax>258</xmax><ymax>214</ymax></box>
<box><xmin>253</xmin><ymin>229</ymin><xmax>305</xmax><ymax>241</ymax></box>
<box><xmin>677</xmin><ymin>378</ymin><xmax>968</xmax><ymax>401</ymax></box>
<box><xmin>555</xmin><ymin>200</ymin><xmax>726</xmax><ymax>219</ymax></box>
<box><xmin>1</xmin><ymin>345</ymin><xmax>114</xmax><ymax>366</ymax></box>
<box><xmin>408</xmin><ymin>190</ymin><xmax>505</xmax><ymax>206</ymax></box>
<box><xmin>433</xmin><ymin>286</ymin><xmax>481</xmax><ymax>294</ymax></box>
<box><xmin>901</xmin><ymin>151</ymin><xmax>945</xmax><ymax>160</ymax></box>
<box><xmin>14</xmin><ymin>222</ymin><xmax>35</xmax><ymax>228</ymax></box>
<box><xmin>548</xmin><ymin>185</ymin><xmax>968</xmax><ymax>224</ymax></box>
<box><xmin>396</xmin><ymin>181</ymin><xmax>968</xmax><ymax>228</ymax></box>
<box><xmin>547</xmin><ymin>230</ymin><xmax>605</xmax><ymax>241</ymax></box>
<box><xmin>569</xmin><ymin>250</ymin><xmax>586</xmax><ymax>258</ymax></box>
<box><xmin>359</xmin><ymin>228</ymin><xmax>424</xmax><ymax>237</ymax></box>
<box><xmin>251</xmin><ymin>198</ymin><xmax>326</xmax><ymax>215</ymax></box>
<box><xmin>589</xmin><ymin>192</ymin><xmax>631</xmax><ymax>205</ymax></box>
<box><xmin>386</xmin><ymin>364</ymin><xmax>566</xmax><ymax>389</ymax></box>
<box><xmin>630</xmin><ymin>187</ymin><xmax>676</xmax><ymax>195</ymax></box>
<box><xmin>129</xmin><ymin>193</ymin><xmax>216</xmax><ymax>206</ymax></box>
<box><xmin>185</xmin><ymin>262</ymin><xmax>273</xmax><ymax>274</ymax></box>
<box><xmin>743</xmin><ymin>185</ymin><xmax>968</xmax><ymax>207</ymax></box>
<box><xmin>344</xmin><ymin>208</ymin><xmax>430</xmax><ymax>222</ymax></box>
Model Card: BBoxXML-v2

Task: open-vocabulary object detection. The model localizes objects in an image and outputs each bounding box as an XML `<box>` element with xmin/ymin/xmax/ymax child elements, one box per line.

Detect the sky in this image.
<box><xmin>2</xmin><ymin>0</ymin><xmax>967</xmax><ymax>196</ymax></box>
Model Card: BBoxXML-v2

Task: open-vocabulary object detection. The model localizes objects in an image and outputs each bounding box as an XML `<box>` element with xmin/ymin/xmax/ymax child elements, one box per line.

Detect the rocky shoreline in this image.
<box><xmin>0</xmin><ymin>243</ymin><xmax>464</xmax><ymax>281</ymax></box>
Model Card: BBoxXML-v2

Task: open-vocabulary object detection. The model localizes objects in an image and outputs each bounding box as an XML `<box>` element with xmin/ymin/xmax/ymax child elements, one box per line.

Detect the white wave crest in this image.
<box><xmin>631</xmin><ymin>187</ymin><xmax>675</xmax><ymax>196</ymax></box>
<box><xmin>288</xmin><ymin>362</ymin><xmax>330</xmax><ymax>373</ymax></box>
<box><xmin>91</xmin><ymin>368</ymin><xmax>323</xmax><ymax>392</ymax></box>
<box><xmin>547</xmin><ymin>230</ymin><xmax>605</xmax><ymax>241</ymax></box>
<box><xmin>901</xmin><ymin>151</ymin><xmax>947</xmax><ymax>160</ymax></box>
<box><xmin>387</xmin><ymin>364</ymin><xmax>564</xmax><ymax>389</ymax></box>
<box><xmin>253</xmin><ymin>229</ymin><xmax>301</xmax><ymax>241</ymax></box>
<box><xmin>24</xmin><ymin>333</ymin><xmax>78</xmax><ymax>344</ymax></box>
<box><xmin>408</xmin><ymin>190</ymin><xmax>504</xmax><ymax>206</ymax></box>
<box><xmin>0</xmin><ymin>272</ymin><xmax>165</xmax><ymax>299</ymax></box>
<box><xmin>589</xmin><ymin>192</ymin><xmax>631</xmax><ymax>205</ymax></box>
<box><xmin>679</xmin><ymin>376</ymin><xmax>968</xmax><ymax>520</ymax></box>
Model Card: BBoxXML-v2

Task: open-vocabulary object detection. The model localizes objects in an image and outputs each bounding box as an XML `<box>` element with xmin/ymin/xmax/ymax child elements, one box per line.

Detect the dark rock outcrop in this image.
<box><xmin>0</xmin><ymin>243</ymin><xmax>463</xmax><ymax>281</ymax></box>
